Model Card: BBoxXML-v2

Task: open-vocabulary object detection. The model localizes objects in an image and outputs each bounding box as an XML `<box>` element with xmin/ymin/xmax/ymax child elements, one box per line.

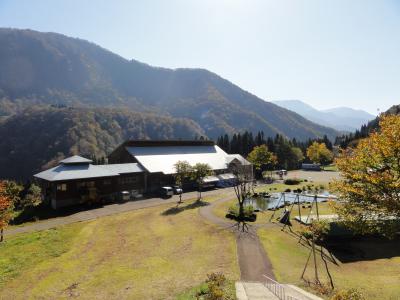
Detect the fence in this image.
<box><xmin>263</xmin><ymin>275</ymin><xmax>302</xmax><ymax>300</ymax></box>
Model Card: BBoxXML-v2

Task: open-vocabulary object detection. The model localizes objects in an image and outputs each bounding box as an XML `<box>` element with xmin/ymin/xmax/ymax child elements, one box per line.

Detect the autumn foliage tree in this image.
<box><xmin>332</xmin><ymin>115</ymin><xmax>400</xmax><ymax>237</ymax></box>
<box><xmin>0</xmin><ymin>181</ymin><xmax>14</xmax><ymax>242</ymax></box>
<box><xmin>247</xmin><ymin>144</ymin><xmax>276</xmax><ymax>178</ymax></box>
<box><xmin>306</xmin><ymin>142</ymin><xmax>333</xmax><ymax>168</ymax></box>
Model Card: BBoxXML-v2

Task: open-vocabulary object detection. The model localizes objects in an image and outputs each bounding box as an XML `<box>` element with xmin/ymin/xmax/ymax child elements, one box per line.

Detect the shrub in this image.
<box><xmin>227</xmin><ymin>205</ymin><xmax>239</xmax><ymax>216</ymax></box>
<box><xmin>330</xmin><ymin>289</ymin><xmax>365</xmax><ymax>300</ymax></box>
<box><xmin>205</xmin><ymin>272</ymin><xmax>226</xmax><ymax>300</ymax></box>
<box><xmin>284</xmin><ymin>179</ymin><xmax>301</xmax><ymax>185</ymax></box>
<box><xmin>284</xmin><ymin>188</ymin><xmax>291</xmax><ymax>193</ymax></box>
<box><xmin>21</xmin><ymin>184</ymin><xmax>42</xmax><ymax>208</ymax></box>
<box><xmin>244</xmin><ymin>205</ymin><xmax>254</xmax><ymax>217</ymax></box>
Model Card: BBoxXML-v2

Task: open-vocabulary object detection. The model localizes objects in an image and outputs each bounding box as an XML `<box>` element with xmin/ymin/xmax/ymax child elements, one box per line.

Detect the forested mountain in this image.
<box><xmin>0</xmin><ymin>106</ymin><xmax>204</xmax><ymax>179</ymax></box>
<box><xmin>0</xmin><ymin>28</ymin><xmax>337</xmax><ymax>141</ymax></box>
<box><xmin>335</xmin><ymin>104</ymin><xmax>400</xmax><ymax>148</ymax></box>
<box><xmin>273</xmin><ymin>100</ymin><xmax>375</xmax><ymax>131</ymax></box>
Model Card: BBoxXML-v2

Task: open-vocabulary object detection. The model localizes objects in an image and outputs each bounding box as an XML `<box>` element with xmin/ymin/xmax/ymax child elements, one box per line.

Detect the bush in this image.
<box><xmin>284</xmin><ymin>188</ymin><xmax>291</xmax><ymax>193</ymax></box>
<box><xmin>226</xmin><ymin>204</ymin><xmax>257</xmax><ymax>222</ymax></box>
<box><xmin>21</xmin><ymin>184</ymin><xmax>42</xmax><ymax>208</ymax></box>
<box><xmin>244</xmin><ymin>205</ymin><xmax>254</xmax><ymax>217</ymax></box>
<box><xmin>330</xmin><ymin>289</ymin><xmax>365</xmax><ymax>300</ymax></box>
<box><xmin>227</xmin><ymin>205</ymin><xmax>254</xmax><ymax>218</ymax></box>
<box><xmin>284</xmin><ymin>179</ymin><xmax>301</xmax><ymax>185</ymax></box>
<box><xmin>204</xmin><ymin>272</ymin><xmax>227</xmax><ymax>300</ymax></box>
<box><xmin>227</xmin><ymin>205</ymin><xmax>239</xmax><ymax>216</ymax></box>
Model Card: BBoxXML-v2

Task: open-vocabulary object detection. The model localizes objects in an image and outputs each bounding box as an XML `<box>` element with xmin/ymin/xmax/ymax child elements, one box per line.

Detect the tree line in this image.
<box><xmin>216</xmin><ymin>131</ymin><xmax>333</xmax><ymax>170</ymax></box>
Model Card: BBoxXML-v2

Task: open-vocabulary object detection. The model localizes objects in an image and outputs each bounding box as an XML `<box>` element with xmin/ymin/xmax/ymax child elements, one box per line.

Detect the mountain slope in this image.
<box><xmin>0</xmin><ymin>28</ymin><xmax>337</xmax><ymax>140</ymax></box>
<box><xmin>273</xmin><ymin>100</ymin><xmax>375</xmax><ymax>132</ymax></box>
<box><xmin>0</xmin><ymin>106</ymin><xmax>205</xmax><ymax>179</ymax></box>
<box><xmin>335</xmin><ymin>104</ymin><xmax>400</xmax><ymax>148</ymax></box>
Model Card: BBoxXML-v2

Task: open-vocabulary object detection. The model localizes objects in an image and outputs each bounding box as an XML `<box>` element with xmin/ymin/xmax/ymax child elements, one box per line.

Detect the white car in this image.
<box><xmin>173</xmin><ymin>186</ymin><xmax>183</xmax><ymax>194</ymax></box>
<box><xmin>160</xmin><ymin>186</ymin><xmax>174</xmax><ymax>197</ymax></box>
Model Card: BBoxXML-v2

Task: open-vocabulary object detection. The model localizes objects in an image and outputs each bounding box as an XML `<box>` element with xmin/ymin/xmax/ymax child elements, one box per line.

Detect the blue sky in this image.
<box><xmin>1</xmin><ymin>0</ymin><xmax>399</xmax><ymax>114</ymax></box>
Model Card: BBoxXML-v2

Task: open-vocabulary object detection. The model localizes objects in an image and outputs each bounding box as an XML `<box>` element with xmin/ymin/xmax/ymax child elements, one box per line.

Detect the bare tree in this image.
<box><xmin>230</xmin><ymin>162</ymin><xmax>254</xmax><ymax>231</ymax></box>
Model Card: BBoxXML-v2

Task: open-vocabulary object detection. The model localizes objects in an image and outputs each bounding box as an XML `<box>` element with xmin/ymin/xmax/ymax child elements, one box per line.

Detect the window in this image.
<box><xmin>77</xmin><ymin>181</ymin><xmax>95</xmax><ymax>188</ymax></box>
<box><xmin>57</xmin><ymin>183</ymin><xmax>67</xmax><ymax>191</ymax></box>
<box><xmin>118</xmin><ymin>176</ymin><xmax>138</xmax><ymax>185</ymax></box>
<box><xmin>103</xmin><ymin>179</ymin><xmax>112</xmax><ymax>185</ymax></box>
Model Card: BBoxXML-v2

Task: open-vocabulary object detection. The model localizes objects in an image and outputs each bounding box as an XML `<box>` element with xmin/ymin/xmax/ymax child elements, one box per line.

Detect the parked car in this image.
<box><xmin>121</xmin><ymin>191</ymin><xmax>130</xmax><ymax>201</ymax></box>
<box><xmin>173</xmin><ymin>185</ymin><xmax>183</xmax><ymax>195</ymax></box>
<box><xmin>160</xmin><ymin>186</ymin><xmax>174</xmax><ymax>198</ymax></box>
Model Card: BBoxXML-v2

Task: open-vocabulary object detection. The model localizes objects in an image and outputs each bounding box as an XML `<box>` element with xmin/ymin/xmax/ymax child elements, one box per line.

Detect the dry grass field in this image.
<box><xmin>0</xmin><ymin>197</ymin><xmax>239</xmax><ymax>300</ymax></box>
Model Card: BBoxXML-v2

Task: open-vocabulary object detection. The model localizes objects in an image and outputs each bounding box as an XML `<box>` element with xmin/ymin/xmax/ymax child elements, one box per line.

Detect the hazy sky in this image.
<box><xmin>1</xmin><ymin>0</ymin><xmax>400</xmax><ymax>114</ymax></box>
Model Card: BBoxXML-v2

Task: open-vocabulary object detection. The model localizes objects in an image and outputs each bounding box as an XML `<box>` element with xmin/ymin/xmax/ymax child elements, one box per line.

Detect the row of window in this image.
<box><xmin>56</xmin><ymin>177</ymin><xmax>139</xmax><ymax>192</ymax></box>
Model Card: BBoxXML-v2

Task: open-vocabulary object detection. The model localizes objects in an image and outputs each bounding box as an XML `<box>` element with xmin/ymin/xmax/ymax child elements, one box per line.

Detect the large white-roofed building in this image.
<box><xmin>108</xmin><ymin>140</ymin><xmax>252</xmax><ymax>192</ymax></box>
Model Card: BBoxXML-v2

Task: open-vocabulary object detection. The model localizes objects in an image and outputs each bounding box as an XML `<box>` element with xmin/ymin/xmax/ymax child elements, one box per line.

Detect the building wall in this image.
<box><xmin>108</xmin><ymin>147</ymin><xmax>137</xmax><ymax>164</ymax></box>
<box><xmin>42</xmin><ymin>173</ymin><xmax>144</xmax><ymax>209</ymax></box>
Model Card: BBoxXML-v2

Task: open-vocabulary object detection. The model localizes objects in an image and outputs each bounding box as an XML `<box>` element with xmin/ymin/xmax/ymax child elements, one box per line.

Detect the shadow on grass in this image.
<box><xmin>11</xmin><ymin>204</ymin><xmax>101</xmax><ymax>225</ymax></box>
<box><xmin>11</xmin><ymin>197</ymin><xmax>146</xmax><ymax>225</ymax></box>
<box><xmin>161</xmin><ymin>200</ymin><xmax>210</xmax><ymax>216</ymax></box>
<box><xmin>324</xmin><ymin>236</ymin><xmax>400</xmax><ymax>263</ymax></box>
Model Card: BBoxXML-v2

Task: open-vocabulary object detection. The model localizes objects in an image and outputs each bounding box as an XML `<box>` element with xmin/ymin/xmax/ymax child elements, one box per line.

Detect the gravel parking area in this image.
<box><xmin>286</xmin><ymin>170</ymin><xmax>340</xmax><ymax>183</ymax></box>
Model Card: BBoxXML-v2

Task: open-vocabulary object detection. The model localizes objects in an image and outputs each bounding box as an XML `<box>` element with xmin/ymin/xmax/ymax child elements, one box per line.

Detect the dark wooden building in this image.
<box><xmin>34</xmin><ymin>156</ymin><xmax>144</xmax><ymax>209</ymax></box>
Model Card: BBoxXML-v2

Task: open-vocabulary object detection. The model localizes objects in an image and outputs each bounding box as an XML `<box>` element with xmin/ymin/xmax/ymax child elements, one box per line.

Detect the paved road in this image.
<box><xmin>5</xmin><ymin>188</ymin><xmax>233</xmax><ymax>236</ymax></box>
<box><xmin>199</xmin><ymin>196</ymin><xmax>276</xmax><ymax>282</ymax></box>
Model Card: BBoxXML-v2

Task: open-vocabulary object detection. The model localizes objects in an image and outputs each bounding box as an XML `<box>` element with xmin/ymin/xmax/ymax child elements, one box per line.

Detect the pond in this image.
<box><xmin>244</xmin><ymin>192</ymin><xmax>337</xmax><ymax>211</ymax></box>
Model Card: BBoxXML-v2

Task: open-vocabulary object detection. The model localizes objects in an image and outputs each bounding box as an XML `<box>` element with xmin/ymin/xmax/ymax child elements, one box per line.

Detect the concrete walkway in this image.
<box><xmin>5</xmin><ymin>188</ymin><xmax>233</xmax><ymax>236</ymax></box>
<box><xmin>198</xmin><ymin>197</ymin><xmax>276</xmax><ymax>282</ymax></box>
<box><xmin>236</xmin><ymin>282</ymin><xmax>278</xmax><ymax>300</ymax></box>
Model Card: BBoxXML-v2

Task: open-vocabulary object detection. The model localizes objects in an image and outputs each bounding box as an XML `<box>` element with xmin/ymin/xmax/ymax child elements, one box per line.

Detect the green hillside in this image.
<box><xmin>0</xmin><ymin>106</ymin><xmax>204</xmax><ymax>179</ymax></box>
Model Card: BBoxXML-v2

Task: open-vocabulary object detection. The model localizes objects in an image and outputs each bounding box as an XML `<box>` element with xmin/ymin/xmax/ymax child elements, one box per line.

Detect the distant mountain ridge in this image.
<box><xmin>273</xmin><ymin>100</ymin><xmax>375</xmax><ymax>132</ymax></box>
<box><xmin>0</xmin><ymin>28</ymin><xmax>342</xmax><ymax>180</ymax></box>
<box><xmin>0</xmin><ymin>28</ymin><xmax>337</xmax><ymax>141</ymax></box>
<box><xmin>335</xmin><ymin>104</ymin><xmax>400</xmax><ymax>148</ymax></box>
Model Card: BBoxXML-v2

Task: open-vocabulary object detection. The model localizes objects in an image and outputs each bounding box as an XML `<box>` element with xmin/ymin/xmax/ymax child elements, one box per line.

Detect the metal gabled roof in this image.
<box><xmin>226</xmin><ymin>154</ymin><xmax>251</xmax><ymax>166</ymax></box>
<box><xmin>125</xmin><ymin>145</ymin><xmax>230</xmax><ymax>174</ymax></box>
<box><xmin>34</xmin><ymin>163</ymin><xmax>119</xmax><ymax>182</ymax></box>
<box><xmin>97</xmin><ymin>163</ymin><xmax>144</xmax><ymax>174</ymax></box>
<box><xmin>60</xmin><ymin>155</ymin><xmax>93</xmax><ymax>164</ymax></box>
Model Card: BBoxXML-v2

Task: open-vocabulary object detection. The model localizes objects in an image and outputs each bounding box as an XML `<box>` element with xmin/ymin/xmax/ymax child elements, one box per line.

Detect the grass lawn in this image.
<box><xmin>0</xmin><ymin>222</ymin><xmax>85</xmax><ymax>286</ymax></box>
<box><xmin>258</xmin><ymin>226</ymin><xmax>400</xmax><ymax>300</ymax></box>
<box><xmin>323</xmin><ymin>164</ymin><xmax>338</xmax><ymax>172</ymax></box>
<box><xmin>0</xmin><ymin>196</ymin><xmax>239</xmax><ymax>299</ymax></box>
